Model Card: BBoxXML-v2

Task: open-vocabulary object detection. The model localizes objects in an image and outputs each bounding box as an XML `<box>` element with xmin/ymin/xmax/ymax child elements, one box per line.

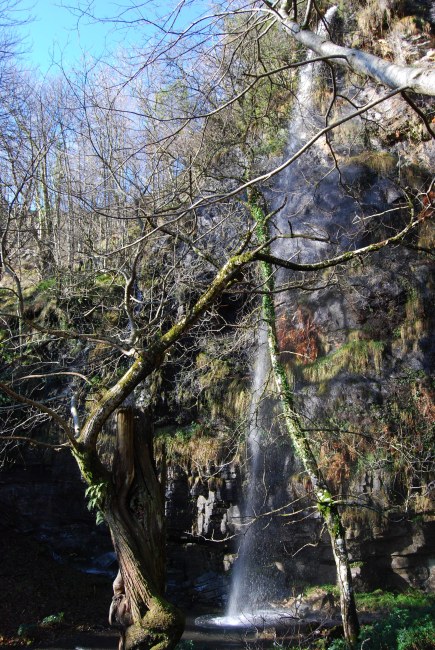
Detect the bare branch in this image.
<box><xmin>0</xmin><ymin>435</ymin><xmax>69</xmax><ymax>450</ymax></box>
<box><xmin>0</xmin><ymin>381</ymin><xmax>76</xmax><ymax>447</ymax></box>
<box><xmin>263</xmin><ymin>1</ymin><xmax>435</xmax><ymax>95</ymax></box>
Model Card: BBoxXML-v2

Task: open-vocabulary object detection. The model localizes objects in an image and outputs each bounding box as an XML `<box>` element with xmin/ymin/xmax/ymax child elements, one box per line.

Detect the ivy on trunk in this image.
<box><xmin>249</xmin><ymin>187</ymin><xmax>360</xmax><ymax>647</ymax></box>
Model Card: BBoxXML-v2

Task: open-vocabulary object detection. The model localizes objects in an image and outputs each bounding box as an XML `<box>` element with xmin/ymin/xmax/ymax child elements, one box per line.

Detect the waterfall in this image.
<box><xmin>227</xmin><ymin>323</ymin><xmax>271</xmax><ymax>615</ymax></box>
<box><xmin>294</xmin><ymin>6</ymin><xmax>338</xmax><ymax>141</ymax></box>
<box><xmin>225</xmin><ymin>7</ymin><xmax>338</xmax><ymax>620</ymax></box>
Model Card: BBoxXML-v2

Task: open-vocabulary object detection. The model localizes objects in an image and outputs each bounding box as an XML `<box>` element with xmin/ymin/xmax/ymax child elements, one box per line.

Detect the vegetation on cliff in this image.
<box><xmin>0</xmin><ymin>0</ymin><xmax>434</xmax><ymax>648</ymax></box>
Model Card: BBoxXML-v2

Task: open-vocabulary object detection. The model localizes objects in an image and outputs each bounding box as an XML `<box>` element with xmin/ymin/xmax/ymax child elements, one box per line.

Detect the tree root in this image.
<box><xmin>123</xmin><ymin>599</ymin><xmax>185</xmax><ymax>650</ymax></box>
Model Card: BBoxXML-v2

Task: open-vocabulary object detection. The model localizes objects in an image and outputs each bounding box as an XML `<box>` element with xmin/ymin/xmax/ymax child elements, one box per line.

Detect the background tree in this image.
<box><xmin>1</xmin><ymin>1</ymin><xmax>434</xmax><ymax>649</ymax></box>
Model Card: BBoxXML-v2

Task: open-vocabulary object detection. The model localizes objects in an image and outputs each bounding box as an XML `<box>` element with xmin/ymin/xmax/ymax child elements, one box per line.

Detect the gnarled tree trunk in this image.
<box><xmin>104</xmin><ymin>407</ymin><xmax>184</xmax><ymax>650</ymax></box>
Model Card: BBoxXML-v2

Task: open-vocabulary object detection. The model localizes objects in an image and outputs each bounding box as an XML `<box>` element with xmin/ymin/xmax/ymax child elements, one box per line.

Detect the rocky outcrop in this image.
<box><xmin>163</xmin><ymin>138</ymin><xmax>435</xmax><ymax>603</ymax></box>
<box><xmin>163</xmin><ymin>461</ymin><xmax>434</xmax><ymax>603</ymax></box>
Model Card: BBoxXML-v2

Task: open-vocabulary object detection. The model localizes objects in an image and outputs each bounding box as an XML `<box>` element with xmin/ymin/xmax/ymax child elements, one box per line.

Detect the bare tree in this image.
<box><xmin>1</xmin><ymin>1</ymin><xmax>433</xmax><ymax>649</ymax></box>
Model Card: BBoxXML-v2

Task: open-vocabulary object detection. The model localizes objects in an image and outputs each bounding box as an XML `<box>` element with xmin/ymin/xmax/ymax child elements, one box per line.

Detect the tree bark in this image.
<box><xmin>267</xmin><ymin>1</ymin><xmax>435</xmax><ymax>96</ymax></box>
<box><xmin>104</xmin><ymin>408</ymin><xmax>184</xmax><ymax>650</ymax></box>
<box><xmin>250</xmin><ymin>189</ymin><xmax>360</xmax><ymax>647</ymax></box>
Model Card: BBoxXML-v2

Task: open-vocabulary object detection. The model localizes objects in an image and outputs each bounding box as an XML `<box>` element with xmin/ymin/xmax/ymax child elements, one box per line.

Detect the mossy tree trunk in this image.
<box><xmin>65</xmin><ymin>255</ymin><xmax>262</xmax><ymax>650</ymax></box>
<box><xmin>250</xmin><ymin>189</ymin><xmax>360</xmax><ymax>647</ymax></box>
<box><xmin>105</xmin><ymin>408</ymin><xmax>184</xmax><ymax>650</ymax></box>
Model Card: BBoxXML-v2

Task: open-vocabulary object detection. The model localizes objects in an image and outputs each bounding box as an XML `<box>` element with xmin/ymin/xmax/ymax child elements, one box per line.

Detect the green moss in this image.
<box><xmin>356</xmin><ymin>589</ymin><xmax>435</xmax><ymax>612</ymax></box>
<box><xmin>32</xmin><ymin>278</ymin><xmax>56</xmax><ymax>293</ymax></box>
<box><xmin>346</xmin><ymin>152</ymin><xmax>397</xmax><ymax>175</ymax></box>
<box><xmin>40</xmin><ymin>612</ymin><xmax>65</xmax><ymax>627</ymax></box>
<box><xmin>207</xmin><ymin>379</ymin><xmax>249</xmax><ymax>420</ymax></box>
<box><xmin>125</xmin><ymin>597</ymin><xmax>184</xmax><ymax>650</ymax></box>
<box><xmin>397</xmin><ymin>288</ymin><xmax>425</xmax><ymax>352</ymax></box>
<box><xmin>302</xmin><ymin>339</ymin><xmax>384</xmax><ymax>384</ymax></box>
<box><xmin>94</xmin><ymin>272</ymin><xmax>118</xmax><ymax>285</ymax></box>
<box><xmin>304</xmin><ymin>584</ymin><xmax>340</xmax><ymax>599</ymax></box>
<box><xmin>256</xmin><ymin>127</ymin><xmax>289</xmax><ymax>157</ymax></box>
<box><xmin>193</xmin><ymin>344</ymin><xmax>250</xmax><ymax>421</ymax></box>
<box><xmin>342</xmin><ymin>502</ymin><xmax>386</xmax><ymax>530</ymax></box>
<box><xmin>316</xmin><ymin>489</ymin><xmax>342</xmax><ymax>536</ymax></box>
<box><xmin>71</xmin><ymin>446</ymin><xmax>109</xmax><ymax>488</ymax></box>
<box><xmin>154</xmin><ymin>423</ymin><xmax>225</xmax><ymax>468</ymax></box>
<box><xmin>196</xmin><ymin>353</ymin><xmax>231</xmax><ymax>389</ymax></box>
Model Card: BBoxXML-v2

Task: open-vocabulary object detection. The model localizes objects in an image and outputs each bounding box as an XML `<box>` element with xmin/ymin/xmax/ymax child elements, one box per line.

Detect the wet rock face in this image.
<box><xmin>2</xmin><ymin>154</ymin><xmax>433</xmax><ymax>606</ymax></box>
<box><xmin>162</xmin><ymin>456</ymin><xmax>432</xmax><ymax>600</ymax></box>
<box><xmin>346</xmin><ymin>516</ymin><xmax>435</xmax><ymax>592</ymax></box>
<box><xmin>165</xmin><ymin>463</ymin><xmax>241</xmax><ymax>541</ymax></box>
<box><xmin>170</xmin><ymin>493</ymin><xmax>433</xmax><ymax>599</ymax></box>
<box><xmin>3</xmin><ymin>444</ymin><xmax>432</xmax><ymax>612</ymax></box>
<box><xmin>163</xmin><ymin>152</ymin><xmax>434</xmax><ymax>602</ymax></box>
<box><xmin>164</xmin><ymin>465</ymin><xmax>239</xmax><ymax>606</ymax></box>
<box><xmin>269</xmin><ymin>150</ymin><xmax>435</xmax><ymax>593</ymax></box>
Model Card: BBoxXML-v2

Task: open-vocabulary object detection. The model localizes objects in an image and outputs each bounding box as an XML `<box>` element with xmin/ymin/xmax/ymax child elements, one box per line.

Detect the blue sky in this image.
<box><xmin>16</xmin><ymin>1</ymin><xmax>105</xmax><ymax>72</ymax></box>
<box><xmin>19</xmin><ymin>1</ymin><xmax>135</xmax><ymax>73</ymax></box>
<box><xmin>18</xmin><ymin>1</ymin><xmax>209</xmax><ymax>75</ymax></box>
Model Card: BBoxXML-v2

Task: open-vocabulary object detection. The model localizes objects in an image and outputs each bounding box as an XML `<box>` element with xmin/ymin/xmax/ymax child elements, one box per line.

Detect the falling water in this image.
<box><xmin>227</xmin><ymin>323</ymin><xmax>271</xmax><ymax>616</ymax></box>
<box><xmin>196</xmin><ymin>7</ymin><xmax>338</xmax><ymax>632</ymax></box>
<box><xmin>227</xmin><ymin>6</ymin><xmax>338</xmax><ymax>620</ymax></box>
<box><xmin>293</xmin><ymin>6</ymin><xmax>338</xmax><ymax>142</ymax></box>
<box><xmin>196</xmin><ymin>325</ymin><xmax>298</xmax><ymax>630</ymax></box>
<box><xmin>272</xmin><ymin>5</ymin><xmax>338</xmax><ymax>269</ymax></box>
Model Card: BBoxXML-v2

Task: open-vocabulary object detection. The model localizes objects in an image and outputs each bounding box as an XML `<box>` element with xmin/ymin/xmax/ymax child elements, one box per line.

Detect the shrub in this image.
<box><xmin>328</xmin><ymin>603</ymin><xmax>435</xmax><ymax>649</ymax></box>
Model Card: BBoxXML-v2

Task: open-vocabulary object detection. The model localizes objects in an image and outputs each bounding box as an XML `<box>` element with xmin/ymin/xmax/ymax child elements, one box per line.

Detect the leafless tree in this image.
<box><xmin>1</xmin><ymin>1</ymin><xmax>433</xmax><ymax>648</ymax></box>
